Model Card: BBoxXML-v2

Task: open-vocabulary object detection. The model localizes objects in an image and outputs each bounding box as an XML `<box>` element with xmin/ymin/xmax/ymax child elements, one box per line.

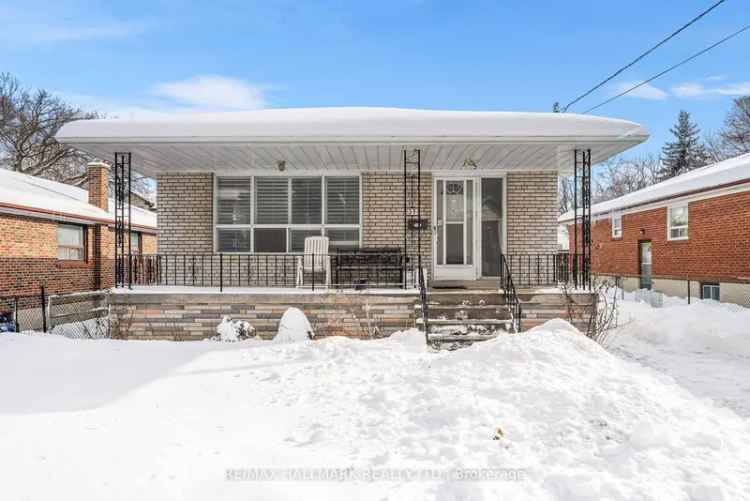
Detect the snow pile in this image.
<box><xmin>216</xmin><ymin>316</ymin><xmax>256</xmax><ymax>342</ymax></box>
<box><xmin>613</xmin><ymin>296</ymin><xmax>750</xmax><ymax>356</ymax></box>
<box><xmin>1</xmin><ymin>321</ymin><xmax>748</xmax><ymax>500</ymax></box>
<box><xmin>274</xmin><ymin>307</ymin><xmax>315</xmax><ymax>342</ymax></box>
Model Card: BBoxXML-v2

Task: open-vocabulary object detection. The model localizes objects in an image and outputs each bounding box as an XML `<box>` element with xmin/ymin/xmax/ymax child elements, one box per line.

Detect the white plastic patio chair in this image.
<box><xmin>296</xmin><ymin>236</ymin><xmax>331</xmax><ymax>288</ymax></box>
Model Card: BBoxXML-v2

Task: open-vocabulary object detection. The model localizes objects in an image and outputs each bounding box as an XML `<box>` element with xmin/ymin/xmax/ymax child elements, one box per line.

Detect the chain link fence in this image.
<box><xmin>0</xmin><ymin>288</ymin><xmax>111</xmax><ymax>338</ymax></box>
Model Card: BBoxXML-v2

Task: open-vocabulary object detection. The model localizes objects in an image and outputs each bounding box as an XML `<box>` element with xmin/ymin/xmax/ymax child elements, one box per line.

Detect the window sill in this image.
<box><xmin>56</xmin><ymin>260</ymin><xmax>90</xmax><ymax>268</ymax></box>
<box><xmin>667</xmin><ymin>237</ymin><xmax>689</xmax><ymax>242</ymax></box>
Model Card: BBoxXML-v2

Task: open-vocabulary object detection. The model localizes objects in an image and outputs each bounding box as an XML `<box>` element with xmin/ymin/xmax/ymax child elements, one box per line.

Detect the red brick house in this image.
<box><xmin>560</xmin><ymin>153</ymin><xmax>750</xmax><ymax>306</ymax></box>
<box><xmin>0</xmin><ymin>162</ymin><xmax>157</xmax><ymax>297</ymax></box>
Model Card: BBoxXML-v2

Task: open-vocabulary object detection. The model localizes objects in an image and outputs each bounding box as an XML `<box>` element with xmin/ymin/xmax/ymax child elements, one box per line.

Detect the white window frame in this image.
<box><xmin>57</xmin><ymin>223</ymin><xmax>86</xmax><ymax>261</ymax></box>
<box><xmin>214</xmin><ymin>174</ymin><xmax>362</xmax><ymax>253</ymax></box>
<box><xmin>667</xmin><ymin>204</ymin><xmax>689</xmax><ymax>241</ymax></box>
<box><xmin>611</xmin><ymin>213</ymin><xmax>622</xmax><ymax>239</ymax></box>
<box><xmin>701</xmin><ymin>282</ymin><xmax>720</xmax><ymax>301</ymax></box>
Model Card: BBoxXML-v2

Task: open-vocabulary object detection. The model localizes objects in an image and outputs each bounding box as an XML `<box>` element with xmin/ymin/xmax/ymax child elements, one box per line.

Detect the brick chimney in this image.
<box><xmin>87</xmin><ymin>161</ymin><xmax>109</xmax><ymax>210</ymax></box>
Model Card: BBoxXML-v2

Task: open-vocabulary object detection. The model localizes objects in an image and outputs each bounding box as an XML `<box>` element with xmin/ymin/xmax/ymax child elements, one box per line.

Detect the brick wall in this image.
<box><xmin>573</xmin><ymin>190</ymin><xmax>750</xmax><ymax>280</ymax></box>
<box><xmin>111</xmin><ymin>291</ymin><xmax>418</xmax><ymax>339</ymax></box>
<box><xmin>0</xmin><ymin>212</ymin><xmax>156</xmax><ymax>296</ymax></box>
<box><xmin>87</xmin><ymin>161</ymin><xmax>109</xmax><ymax>210</ymax></box>
<box><xmin>506</xmin><ymin>171</ymin><xmax>559</xmax><ymax>255</ymax></box>
<box><xmin>157</xmin><ymin>173</ymin><xmax>214</xmax><ymax>253</ymax></box>
<box><xmin>362</xmin><ymin>172</ymin><xmax>432</xmax><ymax>274</ymax></box>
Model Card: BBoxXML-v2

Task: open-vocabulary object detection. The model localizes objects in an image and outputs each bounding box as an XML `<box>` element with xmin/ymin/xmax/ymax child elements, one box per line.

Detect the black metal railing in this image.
<box><xmin>418</xmin><ymin>263</ymin><xmax>429</xmax><ymax>342</ymax></box>
<box><xmin>502</xmin><ymin>253</ymin><xmax>588</xmax><ymax>288</ymax></box>
<box><xmin>127</xmin><ymin>251</ymin><xmax>420</xmax><ymax>291</ymax></box>
<box><xmin>499</xmin><ymin>254</ymin><xmax>522</xmax><ymax>333</ymax></box>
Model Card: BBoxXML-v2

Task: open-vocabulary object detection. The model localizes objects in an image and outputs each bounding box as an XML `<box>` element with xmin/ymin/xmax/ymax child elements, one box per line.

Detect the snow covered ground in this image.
<box><xmin>1</xmin><ymin>306</ymin><xmax>749</xmax><ymax>500</ymax></box>
<box><xmin>609</xmin><ymin>293</ymin><xmax>750</xmax><ymax>418</ymax></box>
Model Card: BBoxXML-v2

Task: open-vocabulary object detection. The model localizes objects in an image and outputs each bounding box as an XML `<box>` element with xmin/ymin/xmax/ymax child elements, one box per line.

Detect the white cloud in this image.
<box><xmin>57</xmin><ymin>75</ymin><xmax>271</xmax><ymax>119</ymax></box>
<box><xmin>610</xmin><ymin>81</ymin><xmax>669</xmax><ymax>100</ymax></box>
<box><xmin>705</xmin><ymin>75</ymin><xmax>727</xmax><ymax>82</ymax></box>
<box><xmin>672</xmin><ymin>81</ymin><xmax>750</xmax><ymax>98</ymax></box>
<box><xmin>671</xmin><ymin>82</ymin><xmax>706</xmax><ymax>98</ymax></box>
<box><xmin>0</xmin><ymin>6</ymin><xmax>148</xmax><ymax>45</ymax></box>
<box><xmin>152</xmin><ymin>75</ymin><xmax>267</xmax><ymax>111</ymax></box>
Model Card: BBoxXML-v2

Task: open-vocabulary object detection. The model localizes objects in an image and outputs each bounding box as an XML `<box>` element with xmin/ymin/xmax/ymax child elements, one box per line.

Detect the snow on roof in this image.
<box><xmin>0</xmin><ymin>168</ymin><xmax>157</xmax><ymax>230</ymax></box>
<box><xmin>559</xmin><ymin>153</ymin><xmax>750</xmax><ymax>222</ymax></box>
<box><xmin>57</xmin><ymin>107</ymin><xmax>648</xmax><ymax>142</ymax></box>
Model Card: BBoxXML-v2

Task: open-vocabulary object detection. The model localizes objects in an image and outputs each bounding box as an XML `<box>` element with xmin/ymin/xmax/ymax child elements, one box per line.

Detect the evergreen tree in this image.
<box><xmin>659</xmin><ymin>110</ymin><xmax>709</xmax><ymax>179</ymax></box>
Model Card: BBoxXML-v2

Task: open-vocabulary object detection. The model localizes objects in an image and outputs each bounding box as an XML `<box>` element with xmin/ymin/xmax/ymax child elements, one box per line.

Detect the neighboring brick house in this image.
<box><xmin>560</xmin><ymin>153</ymin><xmax>750</xmax><ymax>306</ymax></box>
<box><xmin>0</xmin><ymin>163</ymin><xmax>157</xmax><ymax>297</ymax></box>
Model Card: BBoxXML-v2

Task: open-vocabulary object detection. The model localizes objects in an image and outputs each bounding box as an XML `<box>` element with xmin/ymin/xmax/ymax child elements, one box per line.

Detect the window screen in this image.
<box><xmin>217</xmin><ymin>228</ymin><xmax>252</xmax><ymax>252</ymax></box>
<box><xmin>254</xmin><ymin>228</ymin><xmax>286</xmax><ymax>253</ymax></box>
<box><xmin>255</xmin><ymin>178</ymin><xmax>289</xmax><ymax>224</ymax></box>
<box><xmin>217</xmin><ymin>177</ymin><xmax>252</xmax><ymax>224</ymax></box>
<box><xmin>291</xmin><ymin>178</ymin><xmax>322</xmax><ymax>224</ymax></box>
<box><xmin>326</xmin><ymin>177</ymin><xmax>359</xmax><ymax>224</ymax></box>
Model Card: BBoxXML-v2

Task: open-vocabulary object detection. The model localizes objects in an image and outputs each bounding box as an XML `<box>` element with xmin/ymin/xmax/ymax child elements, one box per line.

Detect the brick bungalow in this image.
<box><xmin>0</xmin><ymin>163</ymin><xmax>157</xmax><ymax>297</ymax></box>
<box><xmin>560</xmin><ymin>152</ymin><xmax>750</xmax><ymax>306</ymax></box>
<box><xmin>54</xmin><ymin>107</ymin><xmax>648</xmax><ymax>339</ymax></box>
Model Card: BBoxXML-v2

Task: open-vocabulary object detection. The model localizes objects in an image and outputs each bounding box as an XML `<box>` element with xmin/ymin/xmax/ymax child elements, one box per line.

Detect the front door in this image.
<box><xmin>639</xmin><ymin>241</ymin><xmax>652</xmax><ymax>290</ymax></box>
<box><xmin>434</xmin><ymin>178</ymin><xmax>475</xmax><ymax>280</ymax></box>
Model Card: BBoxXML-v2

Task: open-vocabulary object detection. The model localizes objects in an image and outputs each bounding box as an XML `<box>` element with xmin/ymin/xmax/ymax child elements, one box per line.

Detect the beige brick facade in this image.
<box><xmin>506</xmin><ymin>171</ymin><xmax>559</xmax><ymax>255</ymax></box>
<box><xmin>362</xmin><ymin>172</ymin><xmax>432</xmax><ymax>275</ymax></box>
<box><xmin>157</xmin><ymin>173</ymin><xmax>214</xmax><ymax>253</ymax></box>
<box><xmin>155</xmin><ymin>170</ymin><xmax>559</xmax><ymax>280</ymax></box>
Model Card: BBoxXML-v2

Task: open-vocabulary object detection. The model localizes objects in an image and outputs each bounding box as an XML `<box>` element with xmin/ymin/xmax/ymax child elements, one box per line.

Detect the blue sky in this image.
<box><xmin>4</xmin><ymin>0</ymin><xmax>749</xmax><ymax>157</ymax></box>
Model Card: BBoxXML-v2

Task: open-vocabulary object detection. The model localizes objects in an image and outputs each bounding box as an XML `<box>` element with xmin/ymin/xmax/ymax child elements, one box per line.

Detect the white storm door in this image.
<box><xmin>434</xmin><ymin>178</ymin><xmax>475</xmax><ymax>280</ymax></box>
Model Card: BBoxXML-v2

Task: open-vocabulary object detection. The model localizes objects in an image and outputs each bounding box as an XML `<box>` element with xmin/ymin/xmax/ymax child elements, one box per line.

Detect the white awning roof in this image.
<box><xmin>56</xmin><ymin>107</ymin><xmax>649</xmax><ymax>176</ymax></box>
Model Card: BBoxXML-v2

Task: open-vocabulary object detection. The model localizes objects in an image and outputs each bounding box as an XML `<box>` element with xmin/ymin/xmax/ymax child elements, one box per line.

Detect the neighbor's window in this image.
<box><xmin>130</xmin><ymin>231</ymin><xmax>142</xmax><ymax>254</ymax></box>
<box><xmin>701</xmin><ymin>282</ymin><xmax>720</xmax><ymax>301</ymax></box>
<box><xmin>215</xmin><ymin>175</ymin><xmax>361</xmax><ymax>253</ymax></box>
<box><xmin>667</xmin><ymin>205</ymin><xmax>688</xmax><ymax>240</ymax></box>
<box><xmin>57</xmin><ymin>224</ymin><xmax>85</xmax><ymax>260</ymax></box>
<box><xmin>611</xmin><ymin>213</ymin><xmax>622</xmax><ymax>238</ymax></box>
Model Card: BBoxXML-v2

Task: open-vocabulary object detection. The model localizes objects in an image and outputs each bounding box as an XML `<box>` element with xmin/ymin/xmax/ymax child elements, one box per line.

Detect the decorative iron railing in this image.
<box><xmin>499</xmin><ymin>254</ymin><xmax>522</xmax><ymax>333</ymax></box>
<box><xmin>126</xmin><ymin>251</ymin><xmax>420</xmax><ymax>291</ymax></box>
<box><xmin>418</xmin><ymin>263</ymin><xmax>429</xmax><ymax>342</ymax></box>
<box><xmin>502</xmin><ymin>253</ymin><xmax>589</xmax><ymax>288</ymax></box>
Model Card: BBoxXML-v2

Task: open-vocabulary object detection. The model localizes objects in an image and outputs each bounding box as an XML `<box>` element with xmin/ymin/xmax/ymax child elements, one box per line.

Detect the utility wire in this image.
<box><xmin>583</xmin><ymin>23</ymin><xmax>750</xmax><ymax>114</ymax></box>
<box><xmin>562</xmin><ymin>0</ymin><xmax>728</xmax><ymax>112</ymax></box>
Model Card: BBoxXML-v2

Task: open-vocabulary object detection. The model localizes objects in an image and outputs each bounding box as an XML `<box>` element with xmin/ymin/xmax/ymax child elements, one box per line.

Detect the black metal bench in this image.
<box><xmin>332</xmin><ymin>248</ymin><xmax>405</xmax><ymax>288</ymax></box>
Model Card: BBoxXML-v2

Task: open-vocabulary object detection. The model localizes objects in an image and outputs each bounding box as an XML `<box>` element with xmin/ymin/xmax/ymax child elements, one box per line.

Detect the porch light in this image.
<box><xmin>277</xmin><ymin>160</ymin><xmax>286</xmax><ymax>172</ymax></box>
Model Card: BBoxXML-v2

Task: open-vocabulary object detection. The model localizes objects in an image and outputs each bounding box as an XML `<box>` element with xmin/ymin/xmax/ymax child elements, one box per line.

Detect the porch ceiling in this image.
<box><xmin>56</xmin><ymin>108</ymin><xmax>649</xmax><ymax>177</ymax></box>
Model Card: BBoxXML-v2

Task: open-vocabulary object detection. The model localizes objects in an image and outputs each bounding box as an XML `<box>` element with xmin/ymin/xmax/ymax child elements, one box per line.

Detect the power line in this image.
<box><xmin>562</xmin><ymin>0</ymin><xmax>728</xmax><ymax>112</ymax></box>
<box><xmin>583</xmin><ymin>23</ymin><xmax>750</xmax><ymax>114</ymax></box>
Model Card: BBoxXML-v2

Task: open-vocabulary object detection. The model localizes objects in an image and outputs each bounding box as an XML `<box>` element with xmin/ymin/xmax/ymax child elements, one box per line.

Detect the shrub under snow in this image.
<box><xmin>216</xmin><ymin>316</ymin><xmax>256</xmax><ymax>342</ymax></box>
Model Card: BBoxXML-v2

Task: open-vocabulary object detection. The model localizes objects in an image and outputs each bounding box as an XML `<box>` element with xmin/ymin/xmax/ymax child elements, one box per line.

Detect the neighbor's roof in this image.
<box><xmin>55</xmin><ymin>107</ymin><xmax>648</xmax><ymax>176</ymax></box>
<box><xmin>559</xmin><ymin>152</ymin><xmax>750</xmax><ymax>222</ymax></box>
<box><xmin>0</xmin><ymin>168</ymin><xmax>157</xmax><ymax>230</ymax></box>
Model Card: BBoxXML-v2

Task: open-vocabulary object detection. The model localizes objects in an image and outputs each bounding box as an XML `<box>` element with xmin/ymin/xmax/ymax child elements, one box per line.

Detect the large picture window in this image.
<box><xmin>215</xmin><ymin>175</ymin><xmax>361</xmax><ymax>253</ymax></box>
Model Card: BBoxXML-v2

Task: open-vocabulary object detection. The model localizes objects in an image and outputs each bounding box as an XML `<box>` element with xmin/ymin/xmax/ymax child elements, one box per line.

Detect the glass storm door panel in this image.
<box><xmin>639</xmin><ymin>241</ymin><xmax>652</xmax><ymax>290</ymax></box>
<box><xmin>434</xmin><ymin>178</ymin><xmax>475</xmax><ymax>280</ymax></box>
<box><xmin>481</xmin><ymin>178</ymin><xmax>503</xmax><ymax>276</ymax></box>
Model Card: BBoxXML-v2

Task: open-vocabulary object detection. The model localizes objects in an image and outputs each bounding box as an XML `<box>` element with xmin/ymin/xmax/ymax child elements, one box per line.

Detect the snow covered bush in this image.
<box><xmin>274</xmin><ymin>307</ymin><xmax>315</xmax><ymax>342</ymax></box>
<box><xmin>215</xmin><ymin>316</ymin><xmax>256</xmax><ymax>342</ymax></box>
